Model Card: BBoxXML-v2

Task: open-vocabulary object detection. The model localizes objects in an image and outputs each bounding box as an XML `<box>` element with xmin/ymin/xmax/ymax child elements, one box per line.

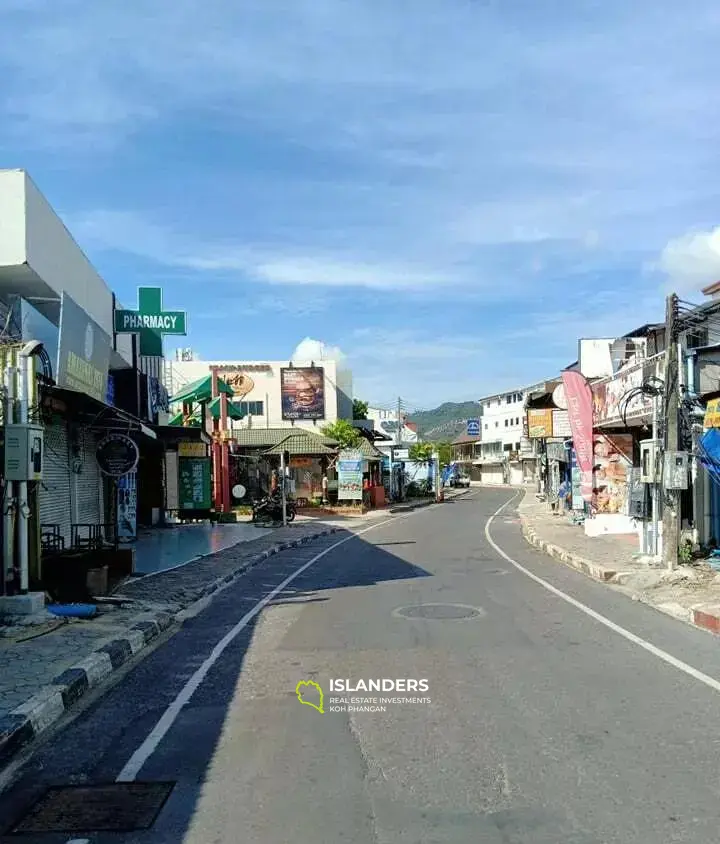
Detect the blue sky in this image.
<box><xmin>2</xmin><ymin>0</ymin><xmax>720</xmax><ymax>408</ymax></box>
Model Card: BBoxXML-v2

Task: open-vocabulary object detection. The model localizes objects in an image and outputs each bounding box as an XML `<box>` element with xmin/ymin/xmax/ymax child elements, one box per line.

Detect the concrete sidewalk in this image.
<box><xmin>518</xmin><ymin>491</ymin><xmax>720</xmax><ymax>636</ymax></box>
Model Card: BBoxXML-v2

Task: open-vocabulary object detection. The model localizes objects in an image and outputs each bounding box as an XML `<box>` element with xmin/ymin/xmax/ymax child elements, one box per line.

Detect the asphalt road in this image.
<box><xmin>3</xmin><ymin>489</ymin><xmax>720</xmax><ymax>842</ymax></box>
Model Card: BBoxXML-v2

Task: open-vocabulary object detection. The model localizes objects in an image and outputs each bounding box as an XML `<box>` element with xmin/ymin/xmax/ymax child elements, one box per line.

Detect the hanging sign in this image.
<box><xmin>96</xmin><ymin>433</ymin><xmax>139</xmax><ymax>477</ymax></box>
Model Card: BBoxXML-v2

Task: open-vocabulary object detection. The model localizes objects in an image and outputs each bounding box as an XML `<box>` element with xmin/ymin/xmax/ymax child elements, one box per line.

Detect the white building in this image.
<box><xmin>477</xmin><ymin>382</ymin><xmax>545</xmax><ymax>484</ymax></box>
<box><xmin>165</xmin><ymin>349</ymin><xmax>353</xmax><ymax>431</ymax></box>
<box><xmin>366</xmin><ymin>405</ymin><xmax>418</xmax><ymax>447</ymax></box>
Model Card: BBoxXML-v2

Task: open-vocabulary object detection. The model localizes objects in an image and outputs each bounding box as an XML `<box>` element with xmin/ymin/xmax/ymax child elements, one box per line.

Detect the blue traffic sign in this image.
<box><xmin>467</xmin><ymin>419</ymin><xmax>480</xmax><ymax>436</ymax></box>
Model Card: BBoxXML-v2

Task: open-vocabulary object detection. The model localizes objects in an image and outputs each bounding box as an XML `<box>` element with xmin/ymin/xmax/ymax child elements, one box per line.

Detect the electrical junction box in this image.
<box><xmin>639</xmin><ymin>439</ymin><xmax>661</xmax><ymax>484</ymax></box>
<box><xmin>4</xmin><ymin>424</ymin><xmax>44</xmax><ymax>482</ymax></box>
<box><xmin>663</xmin><ymin>451</ymin><xmax>689</xmax><ymax>490</ymax></box>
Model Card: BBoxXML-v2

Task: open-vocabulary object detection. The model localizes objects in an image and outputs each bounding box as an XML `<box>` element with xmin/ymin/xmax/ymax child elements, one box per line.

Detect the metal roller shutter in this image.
<box><xmin>75</xmin><ymin>428</ymin><xmax>104</xmax><ymax>531</ymax></box>
<box><xmin>39</xmin><ymin>422</ymin><xmax>73</xmax><ymax>548</ymax></box>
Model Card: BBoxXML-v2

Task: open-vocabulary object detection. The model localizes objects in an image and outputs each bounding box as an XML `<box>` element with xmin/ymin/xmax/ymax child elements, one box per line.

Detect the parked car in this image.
<box><xmin>451</xmin><ymin>472</ymin><xmax>471</xmax><ymax>488</ymax></box>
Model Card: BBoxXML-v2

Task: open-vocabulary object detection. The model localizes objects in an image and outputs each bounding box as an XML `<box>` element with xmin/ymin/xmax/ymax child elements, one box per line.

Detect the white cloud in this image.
<box><xmin>656</xmin><ymin>227</ymin><xmax>720</xmax><ymax>298</ymax></box>
<box><xmin>291</xmin><ymin>338</ymin><xmax>347</xmax><ymax>366</ymax></box>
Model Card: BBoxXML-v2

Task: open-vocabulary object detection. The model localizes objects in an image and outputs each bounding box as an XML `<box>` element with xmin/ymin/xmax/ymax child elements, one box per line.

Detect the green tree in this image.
<box><xmin>352</xmin><ymin>399</ymin><xmax>369</xmax><ymax>420</ymax></box>
<box><xmin>437</xmin><ymin>442</ymin><xmax>454</xmax><ymax>468</ymax></box>
<box><xmin>409</xmin><ymin>442</ymin><xmax>434</xmax><ymax>463</ymax></box>
<box><xmin>321</xmin><ymin>419</ymin><xmax>361</xmax><ymax>450</ymax></box>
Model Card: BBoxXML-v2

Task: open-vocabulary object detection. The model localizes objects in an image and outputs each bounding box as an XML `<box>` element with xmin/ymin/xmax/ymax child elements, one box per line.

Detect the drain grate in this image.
<box><xmin>9</xmin><ymin>782</ymin><xmax>175</xmax><ymax>834</ymax></box>
<box><xmin>393</xmin><ymin>603</ymin><xmax>484</xmax><ymax>620</ymax></box>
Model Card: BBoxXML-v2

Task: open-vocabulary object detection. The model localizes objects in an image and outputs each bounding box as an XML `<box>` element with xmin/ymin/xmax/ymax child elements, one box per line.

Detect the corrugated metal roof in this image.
<box><xmin>232</xmin><ymin>428</ymin><xmax>337</xmax><ymax>448</ymax></box>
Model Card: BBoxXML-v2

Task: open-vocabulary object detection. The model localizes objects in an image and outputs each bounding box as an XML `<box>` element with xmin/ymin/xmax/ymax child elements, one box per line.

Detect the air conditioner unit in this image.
<box><xmin>639</xmin><ymin>439</ymin><xmax>661</xmax><ymax>484</ymax></box>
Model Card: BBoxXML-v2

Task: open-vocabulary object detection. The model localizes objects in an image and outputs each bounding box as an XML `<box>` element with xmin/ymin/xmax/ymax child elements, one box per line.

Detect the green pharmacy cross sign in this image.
<box><xmin>114</xmin><ymin>287</ymin><xmax>187</xmax><ymax>357</ymax></box>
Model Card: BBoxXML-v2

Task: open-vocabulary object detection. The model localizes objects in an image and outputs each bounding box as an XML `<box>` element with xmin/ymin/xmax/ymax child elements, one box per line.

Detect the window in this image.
<box><xmin>505</xmin><ymin>419</ymin><xmax>509</xmax><ymax>427</ymax></box>
<box><xmin>516</xmin><ymin>417</ymin><xmax>520</xmax><ymax>425</ymax></box>
<box><xmin>495</xmin><ymin>421</ymin><xmax>499</xmax><ymax>428</ymax></box>
<box><xmin>484</xmin><ymin>424</ymin><xmax>488</xmax><ymax>430</ymax></box>
<box><xmin>515</xmin><ymin>442</ymin><xmax>521</xmax><ymax>451</ymax></box>
<box><xmin>506</xmin><ymin>395</ymin><xmax>512</xmax><ymax>404</ymax></box>
<box><xmin>504</xmin><ymin>443</ymin><xmax>512</xmax><ymax>451</ymax></box>
<box><xmin>234</xmin><ymin>400</ymin><xmax>265</xmax><ymax>416</ymax></box>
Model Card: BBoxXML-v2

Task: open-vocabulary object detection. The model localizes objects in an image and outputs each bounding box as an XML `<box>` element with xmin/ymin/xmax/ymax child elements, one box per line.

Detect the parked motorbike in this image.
<box><xmin>251</xmin><ymin>491</ymin><xmax>296</xmax><ymax>524</ymax></box>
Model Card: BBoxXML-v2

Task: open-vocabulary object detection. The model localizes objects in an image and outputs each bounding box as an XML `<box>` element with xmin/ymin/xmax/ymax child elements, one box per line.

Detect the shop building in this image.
<box><xmin>0</xmin><ymin>170</ymin><xmax>194</xmax><ymax>598</ymax></box>
<box><xmin>165</xmin><ymin>349</ymin><xmax>353</xmax><ymax>432</ymax></box>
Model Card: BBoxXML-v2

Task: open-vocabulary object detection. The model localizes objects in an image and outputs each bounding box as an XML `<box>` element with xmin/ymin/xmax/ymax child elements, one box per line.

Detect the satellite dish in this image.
<box><xmin>232</xmin><ymin>484</ymin><xmax>247</xmax><ymax>500</ymax></box>
<box><xmin>552</xmin><ymin>383</ymin><xmax>567</xmax><ymax>410</ymax></box>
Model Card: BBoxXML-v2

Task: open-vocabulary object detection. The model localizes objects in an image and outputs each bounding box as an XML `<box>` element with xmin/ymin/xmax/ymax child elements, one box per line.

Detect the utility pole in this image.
<box><xmin>663</xmin><ymin>293</ymin><xmax>680</xmax><ymax>570</ymax></box>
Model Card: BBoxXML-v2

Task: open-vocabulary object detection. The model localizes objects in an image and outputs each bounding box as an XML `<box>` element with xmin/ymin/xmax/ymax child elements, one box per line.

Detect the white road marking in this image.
<box><xmin>65</xmin><ymin>839</ymin><xmax>90</xmax><ymax>843</ymax></box>
<box><xmin>485</xmin><ymin>492</ymin><xmax>720</xmax><ymax>695</ymax></box>
<box><xmin>116</xmin><ymin>505</ymin><xmax>440</xmax><ymax>782</ymax></box>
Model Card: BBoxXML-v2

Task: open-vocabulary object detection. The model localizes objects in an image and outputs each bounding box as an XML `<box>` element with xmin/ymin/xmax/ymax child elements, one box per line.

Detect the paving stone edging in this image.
<box><xmin>0</xmin><ymin>525</ymin><xmax>338</xmax><ymax>769</ymax></box>
<box><xmin>519</xmin><ymin>508</ymin><xmax>720</xmax><ymax>639</ymax></box>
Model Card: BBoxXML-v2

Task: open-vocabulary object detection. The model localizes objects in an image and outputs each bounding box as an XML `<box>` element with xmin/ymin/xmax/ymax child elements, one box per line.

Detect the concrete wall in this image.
<box><xmin>0</xmin><ymin>170</ymin><xmax>133</xmax><ymax>367</ymax></box>
<box><xmin>0</xmin><ymin>170</ymin><xmax>26</xmax><ymax>267</ymax></box>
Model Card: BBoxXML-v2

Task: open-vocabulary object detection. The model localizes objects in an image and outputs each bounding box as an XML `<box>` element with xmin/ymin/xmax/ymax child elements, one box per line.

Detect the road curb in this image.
<box><xmin>0</xmin><ymin>525</ymin><xmax>338</xmax><ymax>770</ymax></box>
<box><xmin>519</xmin><ymin>514</ymin><xmax>720</xmax><ymax>639</ymax></box>
<box><xmin>520</xmin><ymin>518</ymin><xmax>619</xmax><ymax>582</ymax></box>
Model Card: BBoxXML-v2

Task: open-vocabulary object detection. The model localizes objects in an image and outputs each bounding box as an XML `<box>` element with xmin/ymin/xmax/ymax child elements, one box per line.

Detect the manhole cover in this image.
<box><xmin>9</xmin><ymin>782</ymin><xmax>175</xmax><ymax>834</ymax></box>
<box><xmin>393</xmin><ymin>603</ymin><xmax>485</xmax><ymax>620</ymax></box>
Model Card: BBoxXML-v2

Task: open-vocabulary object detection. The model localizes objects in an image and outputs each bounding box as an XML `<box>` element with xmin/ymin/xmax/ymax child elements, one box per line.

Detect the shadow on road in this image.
<box><xmin>0</xmin><ymin>530</ymin><xmax>432</xmax><ymax>841</ymax></box>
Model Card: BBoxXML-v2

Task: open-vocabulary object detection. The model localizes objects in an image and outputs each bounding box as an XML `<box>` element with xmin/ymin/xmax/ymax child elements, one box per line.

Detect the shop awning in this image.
<box><xmin>264</xmin><ymin>433</ymin><xmax>336</xmax><ymax>456</ymax></box>
<box><xmin>43</xmin><ymin>386</ymin><xmax>156</xmax><ymax>439</ymax></box>
<box><xmin>170</xmin><ymin>375</ymin><xmax>234</xmax><ymax>404</ymax></box>
<box><xmin>152</xmin><ymin>424</ymin><xmax>212</xmax><ymax>445</ymax></box>
<box><xmin>207</xmin><ymin>397</ymin><xmax>244</xmax><ymax>421</ymax></box>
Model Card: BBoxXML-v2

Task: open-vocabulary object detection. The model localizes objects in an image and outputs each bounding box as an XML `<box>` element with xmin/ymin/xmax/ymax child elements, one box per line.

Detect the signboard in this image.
<box><xmin>215</xmin><ymin>371</ymin><xmax>255</xmax><ymax>400</ymax></box>
<box><xmin>563</xmin><ymin>370</ymin><xmax>594</xmax><ymax>503</ymax></box>
<box><xmin>546</xmin><ymin>441</ymin><xmax>567</xmax><ymax>462</ymax></box>
<box><xmin>57</xmin><ymin>292</ymin><xmax>111</xmax><ymax>403</ymax></box>
<box><xmin>527</xmin><ymin>408</ymin><xmax>553</xmax><ymax>438</ymax></box>
<box><xmin>178</xmin><ymin>441</ymin><xmax>207</xmax><ymax>458</ymax></box>
<box><xmin>466</xmin><ymin>419</ymin><xmax>480</xmax><ymax>437</ymax></box>
<box><xmin>591</xmin><ymin>355</ymin><xmax>661</xmax><ymax>426</ymax></box>
<box><xmin>96</xmin><ymin>433</ymin><xmax>139</xmax><ymax>477</ymax></box>
<box><xmin>114</xmin><ymin>287</ymin><xmax>187</xmax><ymax>357</ymax></box>
<box><xmin>178</xmin><ymin>457</ymin><xmax>212</xmax><ymax>509</ymax></box>
<box><xmin>552</xmin><ymin>383</ymin><xmax>567</xmax><ymax>410</ymax></box>
<box><xmin>338</xmin><ymin>448</ymin><xmax>363</xmax><ymax>500</ymax></box>
<box><xmin>705</xmin><ymin>398</ymin><xmax>720</xmax><ymax>429</ymax></box>
<box><xmin>280</xmin><ymin>367</ymin><xmax>326</xmax><ymax>420</ymax></box>
<box><xmin>290</xmin><ymin>457</ymin><xmax>313</xmax><ymax>468</ymax></box>
<box><xmin>552</xmin><ymin>409</ymin><xmax>571</xmax><ymax>438</ymax></box>
<box><xmin>117</xmin><ymin>471</ymin><xmax>137</xmax><ymax>541</ymax></box>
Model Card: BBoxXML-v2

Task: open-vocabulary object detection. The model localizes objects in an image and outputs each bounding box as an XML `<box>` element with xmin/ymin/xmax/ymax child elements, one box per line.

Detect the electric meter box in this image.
<box><xmin>4</xmin><ymin>424</ymin><xmax>44</xmax><ymax>481</ymax></box>
<box><xmin>639</xmin><ymin>439</ymin><xmax>661</xmax><ymax>483</ymax></box>
<box><xmin>663</xmin><ymin>451</ymin><xmax>689</xmax><ymax>490</ymax></box>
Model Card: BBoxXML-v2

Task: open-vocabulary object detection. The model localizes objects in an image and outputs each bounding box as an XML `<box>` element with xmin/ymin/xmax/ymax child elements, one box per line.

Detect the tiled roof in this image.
<box><xmin>264</xmin><ymin>433</ymin><xmax>336</xmax><ymax>456</ymax></box>
<box><xmin>357</xmin><ymin>438</ymin><xmax>384</xmax><ymax>460</ymax></box>
<box><xmin>232</xmin><ymin>427</ymin><xmax>337</xmax><ymax>448</ymax></box>
<box><xmin>452</xmin><ymin>433</ymin><xmax>481</xmax><ymax>445</ymax></box>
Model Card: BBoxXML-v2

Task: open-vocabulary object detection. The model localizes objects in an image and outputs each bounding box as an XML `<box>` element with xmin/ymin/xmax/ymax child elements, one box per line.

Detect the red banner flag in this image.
<box><xmin>562</xmin><ymin>370</ymin><xmax>594</xmax><ymax>502</ymax></box>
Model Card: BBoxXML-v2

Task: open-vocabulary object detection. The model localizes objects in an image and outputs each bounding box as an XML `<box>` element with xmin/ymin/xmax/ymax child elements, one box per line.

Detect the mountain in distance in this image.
<box><xmin>408</xmin><ymin>401</ymin><xmax>481</xmax><ymax>441</ymax></box>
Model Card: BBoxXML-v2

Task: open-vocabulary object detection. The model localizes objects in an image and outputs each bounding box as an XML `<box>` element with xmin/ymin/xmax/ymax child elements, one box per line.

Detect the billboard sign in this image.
<box><xmin>466</xmin><ymin>419</ymin><xmax>480</xmax><ymax>437</ymax></box>
<box><xmin>280</xmin><ymin>366</ymin><xmax>326</xmax><ymax>420</ymax></box>
<box><xmin>56</xmin><ymin>292</ymin><xmax>111</xmax><ymax>403</ymax></box>
<box><xmin>338</xmin><ymin>448</ymin><xmax>363</xmax><ymax>500</ymax></box>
